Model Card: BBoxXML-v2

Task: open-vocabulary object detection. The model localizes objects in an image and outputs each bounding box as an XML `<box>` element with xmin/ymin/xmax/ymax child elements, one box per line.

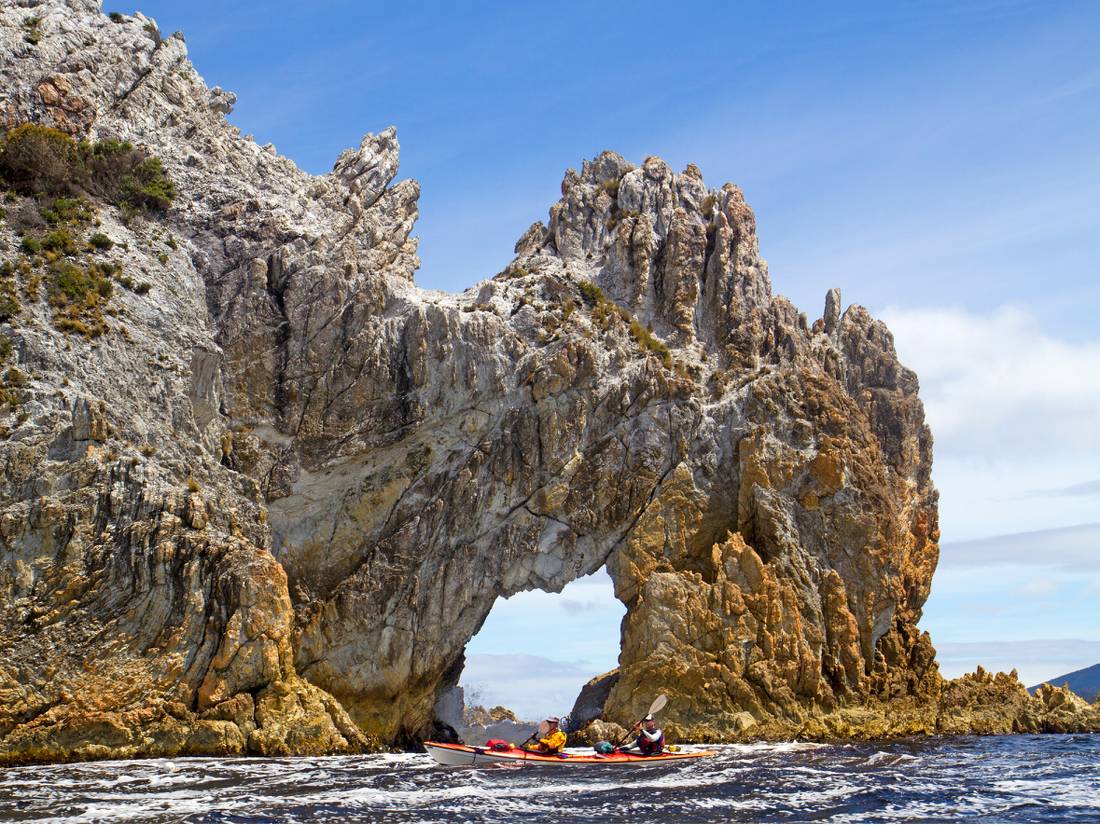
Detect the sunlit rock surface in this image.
<box><xmin>1</xmin><ymin>0</ymin><xmax>1097</xmax><ymax>765</ymax></box>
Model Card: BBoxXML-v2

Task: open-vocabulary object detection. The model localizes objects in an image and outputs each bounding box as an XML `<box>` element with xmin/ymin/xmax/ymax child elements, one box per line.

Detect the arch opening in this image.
<box><xmin>440</xmin><ymin>567</ymin><xmax>625</xmax><ymax>741</ymax></box>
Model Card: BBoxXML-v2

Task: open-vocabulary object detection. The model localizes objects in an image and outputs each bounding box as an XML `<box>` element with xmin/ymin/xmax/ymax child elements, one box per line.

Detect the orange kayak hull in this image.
<box><xmin>424</xmin><ymin>741</ymin><xmax>716</xmax><ymax>767</ymax></box>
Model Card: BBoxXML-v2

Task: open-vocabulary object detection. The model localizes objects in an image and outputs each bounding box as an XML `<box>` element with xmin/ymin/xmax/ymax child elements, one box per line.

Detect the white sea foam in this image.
<box><xmin>2</xmin><ymin>736</ymin><xmax>1098</xmax><ymax>823</ymax></box>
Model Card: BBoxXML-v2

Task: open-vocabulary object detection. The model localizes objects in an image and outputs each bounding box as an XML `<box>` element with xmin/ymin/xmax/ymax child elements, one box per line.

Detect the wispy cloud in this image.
<box><xmin>1018</xmin><ymin>577</ymin><xmax>1059</xmax><ymax>598</ymax></box>
<box><xmin>462</xmin><ymin>653</ymin><xmax>592</xmax><ymax>680</ymax></box>
<box><xmin>939</xmin><ymin>523</ymin><xmax>1100</xmax><ymax>572</ymax></box>
<box><xmin>1026</xmin><ymin>479</ymin><xmax>1100</xmax><ymax>498</ymax></box>
<box><xmin>1034</xmin><ymin>66</ymin><xmax>1100</xmax><ymax>105</ymax></box>
<box><xmin>559</xmin><ymin>598</ymin><xmax>602</xmax><ymax>615</ymax></box>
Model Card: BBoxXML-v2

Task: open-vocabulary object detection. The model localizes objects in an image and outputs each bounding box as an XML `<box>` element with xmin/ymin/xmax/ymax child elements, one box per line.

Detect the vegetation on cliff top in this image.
<box><xmin>0</xmin><ymin>124</ymin><xmax>176</xmax><ymax>217</ymax></box>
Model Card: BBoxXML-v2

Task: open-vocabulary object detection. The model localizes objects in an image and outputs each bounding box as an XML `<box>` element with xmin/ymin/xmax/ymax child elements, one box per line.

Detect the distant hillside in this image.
<box><xmin>1030</xmin><ymin>663</ymin><xmax>1100</xmax><ymax>702</ymax></box>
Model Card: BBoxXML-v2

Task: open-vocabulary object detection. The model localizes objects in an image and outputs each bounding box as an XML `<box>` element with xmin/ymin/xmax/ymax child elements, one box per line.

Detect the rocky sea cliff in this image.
<box><xmin>1</xmin><ymin>0</ymin><xmax>1097</xmax><ymax>766</ymax></box>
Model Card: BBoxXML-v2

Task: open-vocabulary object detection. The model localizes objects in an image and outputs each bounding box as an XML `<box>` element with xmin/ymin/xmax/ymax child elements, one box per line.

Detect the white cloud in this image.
<box><xmin>460</xmin><ymin>653</ymin><xmax>597</xmax><ymax>721</ymax></box>
<box><xmin>938</xmin><ymin>523</ymin><xmax>1100</xmax><ymax>572</ymax></box>
<box><xmin>923</xmin><ymin>524</ymin><xmax>1100</xmax><ymax>647</ymax></box>
<box><xmin>559</xmin><ymin>598</ymin><xmax>602</xmax><ymax>615</ymax></box>
<box><xmin>879</xmin><ymin>304</ymin><xmax>1100</xmax><ymax>458</ymax></box>
<box><xmin>876</xmin><ymin>305</ymin><xmax>1100</xmax><ymax>540</ymax></box>
<box><xmin>462</xmin><ymin>653</ymin><xmax>592</xmax><ymax>681</ymax></box>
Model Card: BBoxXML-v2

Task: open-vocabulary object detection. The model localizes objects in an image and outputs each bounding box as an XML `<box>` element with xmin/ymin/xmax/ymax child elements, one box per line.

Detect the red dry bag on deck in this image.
<box><xmin>485</xmin><ymin>739</ymin><xmax>511</xmax><ymax>751</ymax></box>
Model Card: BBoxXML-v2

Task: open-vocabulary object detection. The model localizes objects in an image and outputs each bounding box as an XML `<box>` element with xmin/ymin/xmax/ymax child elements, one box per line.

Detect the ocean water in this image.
<box><xmin>1</xmin><ymin>735</ymin><xmax>1098</xmax><ymax>823</ymax></box>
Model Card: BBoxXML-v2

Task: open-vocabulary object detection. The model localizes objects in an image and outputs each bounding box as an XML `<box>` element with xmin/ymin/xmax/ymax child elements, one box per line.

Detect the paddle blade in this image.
<box><xmin>649</xmin><ymin>694</ymin><xmax>668</xmax><ymax>716</ymax></box>
<box><xmin>537</xmin><ymin>720</ymin><xmax>549</xmax><ymax>735</ymax></box>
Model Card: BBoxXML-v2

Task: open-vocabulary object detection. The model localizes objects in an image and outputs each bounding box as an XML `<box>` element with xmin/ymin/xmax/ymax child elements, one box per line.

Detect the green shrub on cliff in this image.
<box><xmin>0</xmin><ymin>124</ymin><xmax>176</xmax><ymax>215</ymax></box>
<box><xmin>87</xmin><ymin>232</ymin><xmax>113</xmax><ymax>251</ymax></box>
<box><xmin>578</xmin><ymin>279</ymin><xmax>672</xmax><ymax>366</ymax></box>
<box><xmin>49</xmin><ymin>260</ymin><xmax>110</xmax><ymax>305</ymax></box>
<box><xmin>41</xmin><ymin>228</ymin><xmax>78</xmax><ymax>255</ymax></box>
<box><xmin>0</xmin><ymin>125</ymin><xmax>80</xmax><ymax>195</ymax></box>
<box><xmin>121</xmin><ymin>156</ymin><xmax>175</xmax><ymax>210</ymax></box>
<box><xmin>0</xmin><ymin>259</ymin><xmax>17</xmax><ymax>321</ymax></box>
<box><xmin>41</xmin><ymin>196</ymin><xmax>93</xmax><ymax>227</ymax></box>
<box><xmin>86</xmin><ymin>140</ymin><xmax>176</xmax><ymax>212</ymax></box>
<box><xmin>82</xmin><ymin>138</ymin><xmax>137</xmax><ymax>192</ymax></box>
<box><xmin>579</xmin><ymin>280</ymin><xmax>605</xmax><ymax>306</ymax></box>
<box><xmin>628</xmin><ymin>318</ymin><xmax>672</xmax><ymax>367</ymax></box>
<box><xmin>22</xmin><ymin>16</ymin><xmax>43</xmax><ymax>45</ymax></box>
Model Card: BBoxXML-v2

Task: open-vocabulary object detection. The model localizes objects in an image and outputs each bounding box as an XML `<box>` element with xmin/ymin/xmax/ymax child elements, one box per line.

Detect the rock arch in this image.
<box><xmin>230</xmin><ymin>149</ymin><xmax>942</xmax><ymax>744</ymax></box>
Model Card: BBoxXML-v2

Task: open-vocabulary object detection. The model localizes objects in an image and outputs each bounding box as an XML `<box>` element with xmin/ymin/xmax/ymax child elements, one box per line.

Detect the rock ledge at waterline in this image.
<box><xmin>1</xmin><ymin>0</ymin><xmax>1097</xmax><ymax>766</ymax></box>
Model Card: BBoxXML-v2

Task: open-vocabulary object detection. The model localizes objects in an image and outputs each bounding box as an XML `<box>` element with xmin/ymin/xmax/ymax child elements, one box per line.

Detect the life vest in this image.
<box><xmin>637</xmin><ymin>728</ymin><xmax>664</xmax><ymax>755</ymax></box>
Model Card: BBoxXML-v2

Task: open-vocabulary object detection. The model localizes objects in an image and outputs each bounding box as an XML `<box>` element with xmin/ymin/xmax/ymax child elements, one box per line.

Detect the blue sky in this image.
<box><xmin>130</xmin><ymin>0</ymin><xmax>1100</xmax><ymax>716</ymax></box>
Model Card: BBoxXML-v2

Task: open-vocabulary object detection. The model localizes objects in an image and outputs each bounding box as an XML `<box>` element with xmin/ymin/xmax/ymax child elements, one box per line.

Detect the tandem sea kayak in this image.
<box><xmin>424</xmin><ymin>741</ymin><xmax>716</xmax><ymax>767</ymax></box>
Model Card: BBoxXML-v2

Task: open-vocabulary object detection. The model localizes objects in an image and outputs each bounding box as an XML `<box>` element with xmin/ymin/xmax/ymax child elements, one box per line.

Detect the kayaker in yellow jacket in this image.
<box><xmin>525</xmin><ymin>716</ymin><xmax>566</xmax><ymax>753</ymax></box>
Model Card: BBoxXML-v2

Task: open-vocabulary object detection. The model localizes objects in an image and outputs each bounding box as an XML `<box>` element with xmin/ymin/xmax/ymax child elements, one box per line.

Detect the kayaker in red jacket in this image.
<box><xmin>526</xmin><ymin>716</ymin><xmax>567</xmax><ymax>754</ymax></box>
<box><xmin>621</xmin><ymin>714</ymin><xmax>664</xmax><ymax>755</ymax></box>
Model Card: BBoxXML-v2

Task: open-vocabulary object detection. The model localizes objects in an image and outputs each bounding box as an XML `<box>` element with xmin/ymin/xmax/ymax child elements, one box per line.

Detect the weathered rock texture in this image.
<box><xmin>1</xmin><ymin>0</ymin><xmax>1097</xmax><ymax>764</ymax></box>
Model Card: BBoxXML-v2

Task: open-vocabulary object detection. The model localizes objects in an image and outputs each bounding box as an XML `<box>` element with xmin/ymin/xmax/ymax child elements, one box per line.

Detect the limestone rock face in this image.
<box><xmin>0</xmin><ymin>0</ymin><xmax>387</xmax><ymax>763</ymax></box>
<box><xmin>1</xmin><ymin>1</ymin><xmax>1097</xmax><ymax>765</ymax></box>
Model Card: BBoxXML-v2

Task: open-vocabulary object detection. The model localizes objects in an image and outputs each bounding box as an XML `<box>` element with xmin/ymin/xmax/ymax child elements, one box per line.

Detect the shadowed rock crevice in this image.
<box><xmin>0</xmin><ymin>1</ymin><xmax>1097</xmax><ymax>766</ymax></box>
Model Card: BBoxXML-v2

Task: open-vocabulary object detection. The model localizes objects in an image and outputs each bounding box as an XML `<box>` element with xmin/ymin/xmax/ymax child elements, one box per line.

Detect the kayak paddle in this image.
<box><xmin>519</xmin><ymin>720</ymin><xmax>550</xmax><ymax>749</ymax></box>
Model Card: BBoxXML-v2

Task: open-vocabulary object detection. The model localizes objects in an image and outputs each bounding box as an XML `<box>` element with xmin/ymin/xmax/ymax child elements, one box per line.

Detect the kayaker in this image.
<box><xmin>621</xmin><ymin>714</ymin><xmax>664</xmax><ymax>756</ymax></box>
<box><xmin>524</xmin><ymin>716</ymin><xmax>567</xmax><ymax>754</ymax></box>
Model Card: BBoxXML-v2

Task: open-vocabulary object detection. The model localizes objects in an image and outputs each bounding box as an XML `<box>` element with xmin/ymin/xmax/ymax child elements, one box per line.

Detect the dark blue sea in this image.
<box><xmin>1</xmin><ymin>735</ymin><xmax>1098</xmax><ymax>822</ymax></box>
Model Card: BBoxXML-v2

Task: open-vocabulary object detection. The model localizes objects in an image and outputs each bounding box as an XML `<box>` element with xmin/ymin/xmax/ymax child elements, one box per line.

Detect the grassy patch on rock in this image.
<box><xmin>0</xmin><ymin>339</ymin><xmax>23</xmax><ymax>419</ymax></box>
<box><xmin>0</xmin><ymin>260</ymin><xmax>20</xmax><ymax>322</ymax></box>
<box><xmin>47</xmin><ymin>260</ymin><xmax>114</xmax><ymax>338</ymax></box>
<box><xmin>578</xmin><ymin>279</ymin><xmax>673</xmax><ymax>368</ymax></box>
